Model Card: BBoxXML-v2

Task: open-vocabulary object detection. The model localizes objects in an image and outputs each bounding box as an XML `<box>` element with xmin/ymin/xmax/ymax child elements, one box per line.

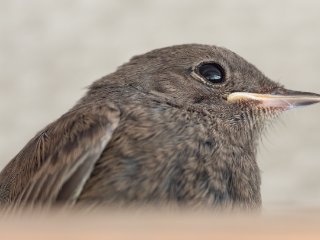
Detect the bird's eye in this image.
<box><xmin>198</xmin><ymin>63</ymin><xmax>225</xmax><ymax>84</ymax></box>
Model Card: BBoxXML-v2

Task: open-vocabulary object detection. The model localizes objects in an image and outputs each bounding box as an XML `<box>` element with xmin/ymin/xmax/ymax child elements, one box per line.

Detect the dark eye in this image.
<box><xmin>198</xmin><ymin>63</ymin><xmax>225</xmax><ymax>84</ymax></box>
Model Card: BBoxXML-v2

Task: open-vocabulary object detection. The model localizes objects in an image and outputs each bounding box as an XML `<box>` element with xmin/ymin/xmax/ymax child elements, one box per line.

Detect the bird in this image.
<box><xmin>0</xmin><ymin>44</ymin><xmax>319</xmax><ymax>211</ymax></box>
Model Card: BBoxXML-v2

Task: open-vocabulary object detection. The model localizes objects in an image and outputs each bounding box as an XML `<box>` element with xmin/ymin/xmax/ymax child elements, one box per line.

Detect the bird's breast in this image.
<box><xmin>78</xmin><ymin>104</ymin><xmax>261</xmax><ymax>209</ymax></box>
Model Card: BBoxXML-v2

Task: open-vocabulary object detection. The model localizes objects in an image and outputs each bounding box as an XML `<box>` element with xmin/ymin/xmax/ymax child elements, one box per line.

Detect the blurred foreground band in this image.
<box><xmin>0</xmin><ymin>208</ymin><xmax>319</xmax><ymax>240</ymax></box>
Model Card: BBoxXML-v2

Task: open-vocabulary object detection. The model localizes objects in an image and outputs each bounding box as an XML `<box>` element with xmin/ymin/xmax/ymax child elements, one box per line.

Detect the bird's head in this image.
<box><xmin>99</xmin><ymin>44</ymin><xmax>320</xmax><ymax>139</ymax></box>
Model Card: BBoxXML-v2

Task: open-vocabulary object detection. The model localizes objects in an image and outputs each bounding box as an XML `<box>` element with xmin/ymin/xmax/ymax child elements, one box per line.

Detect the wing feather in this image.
<box><xmin>0</xmin><ymin>101</ymin><xmax>120</xmax><ymax>208</ymax></box>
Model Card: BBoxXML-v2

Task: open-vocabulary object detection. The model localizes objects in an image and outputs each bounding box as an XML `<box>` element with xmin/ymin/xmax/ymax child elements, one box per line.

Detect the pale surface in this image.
<box><xmin>1</xmin><ymin>209</ymin><xmax>320</xmax><ymax>240</ymax></box>
<box><xmin>0</xmin><ymin>0</ymin><xmax>320</xmax><ymax>210</ymax></box>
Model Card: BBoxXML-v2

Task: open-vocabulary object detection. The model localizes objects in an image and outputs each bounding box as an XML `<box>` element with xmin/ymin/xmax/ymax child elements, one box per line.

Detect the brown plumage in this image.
<box><xmin>0</xmin><ymin>44</ymin><xmax>319</xmax><ymax>210</ymax></box>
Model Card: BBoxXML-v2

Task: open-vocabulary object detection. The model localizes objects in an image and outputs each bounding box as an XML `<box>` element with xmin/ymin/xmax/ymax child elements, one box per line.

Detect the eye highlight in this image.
<box><xmin>197</xmin><ymin>63</ymin><xmax>225</xmax><ymax>84</ymax></box>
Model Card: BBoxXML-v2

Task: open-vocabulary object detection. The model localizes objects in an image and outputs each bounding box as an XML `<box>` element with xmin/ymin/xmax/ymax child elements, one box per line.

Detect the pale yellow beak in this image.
<box><xmin>227</xmin><ymin>90</ymin><xmax>320</xmax><ymax>110</ymax></box>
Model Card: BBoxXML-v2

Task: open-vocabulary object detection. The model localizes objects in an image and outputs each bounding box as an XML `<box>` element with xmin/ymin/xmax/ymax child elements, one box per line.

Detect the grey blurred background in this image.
<box><xmin>0</xmin><ymin>0</ymin><xmax>319</xmax><ymax>210</ymax></box>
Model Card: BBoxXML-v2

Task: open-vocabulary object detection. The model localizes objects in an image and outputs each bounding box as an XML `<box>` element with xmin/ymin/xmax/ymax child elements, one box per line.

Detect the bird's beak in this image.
<box><xmin>227</xmin><ymin>89</ymin><xmax>320</xmax><ymax>110</ymax></box>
